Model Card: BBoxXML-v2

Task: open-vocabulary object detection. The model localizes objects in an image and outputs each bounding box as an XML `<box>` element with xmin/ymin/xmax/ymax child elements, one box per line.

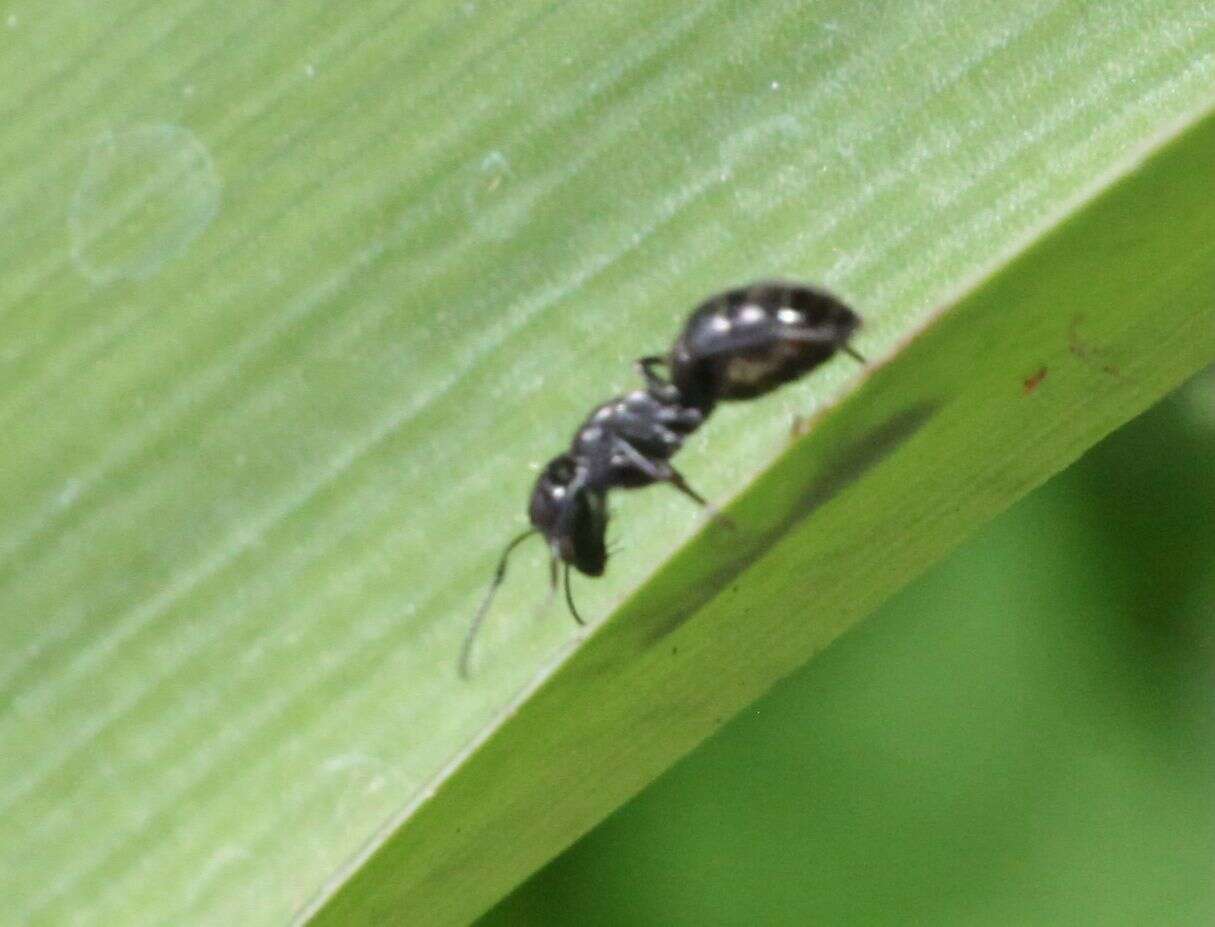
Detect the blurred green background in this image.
<box><xmin>486</xmin><ymin>366</ymin><xmax>1215</xmax><ymax>926</ymax></box>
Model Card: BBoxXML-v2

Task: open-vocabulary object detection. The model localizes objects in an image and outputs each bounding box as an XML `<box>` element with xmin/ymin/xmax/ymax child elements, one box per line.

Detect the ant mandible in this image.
<box><xmin>459</xmin><ymin>281</ymin><xmax>863</xmax><ymax>677</ymax></box>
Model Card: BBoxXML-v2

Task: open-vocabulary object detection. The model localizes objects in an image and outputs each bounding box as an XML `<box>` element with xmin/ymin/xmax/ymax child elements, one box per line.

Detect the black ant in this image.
<box><xmin>459</xmin><ymin>281</ymin><xmax>863</xmax><ymax>677</ymax></box>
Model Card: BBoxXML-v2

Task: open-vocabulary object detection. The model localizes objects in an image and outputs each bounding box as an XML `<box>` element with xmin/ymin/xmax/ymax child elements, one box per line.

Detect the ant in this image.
<box><xmin>459</xmin><ymin>281</ymin><xmax>863</xmax><ymax>677</ymax></box>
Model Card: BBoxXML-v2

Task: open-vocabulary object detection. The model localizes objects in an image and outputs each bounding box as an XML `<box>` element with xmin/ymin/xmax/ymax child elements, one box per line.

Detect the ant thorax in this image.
<box><xmin>573</xmin><ymin>390</ymin><xmax>705</xmax><ymax>490</ymax></box>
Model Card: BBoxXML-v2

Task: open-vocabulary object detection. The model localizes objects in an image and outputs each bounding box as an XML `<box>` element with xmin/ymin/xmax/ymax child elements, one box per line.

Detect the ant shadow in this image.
<box><xmin>635</xmin><ymin>401</ymin><xmax>938</xmax><ymax>646</ymax></box>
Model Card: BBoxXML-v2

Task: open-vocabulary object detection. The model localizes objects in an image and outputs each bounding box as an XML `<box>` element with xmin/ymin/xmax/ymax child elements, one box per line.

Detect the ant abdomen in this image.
<box><xmin>665</xmin><ymin>281</ymin><xmax>862</xmax><ymax>412</ymax></box>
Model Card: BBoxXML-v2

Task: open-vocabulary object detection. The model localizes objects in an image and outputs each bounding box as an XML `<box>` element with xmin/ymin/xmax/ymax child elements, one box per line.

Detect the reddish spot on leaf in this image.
<box><xmin>1023</xmin><ymin>367</ymin><xmax>1048</xmax><ymax>395</ymax></box>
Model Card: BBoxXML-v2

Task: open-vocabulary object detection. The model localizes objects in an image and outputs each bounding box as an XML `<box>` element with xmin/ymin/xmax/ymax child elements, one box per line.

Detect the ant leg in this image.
<box><xmin>638</xmin><ymin>418</ymin><xmax>685</xmax><ymax>452</ymax></box>
<box><xmin>664</xmin><ymin>467</ymin><xmax>709</xmax><ymax>507</ymax></box>
<box><xmin>611</xmin><ymin>438</ymin><xmax>670</xmax><ymax>485</ymax></box>
<box><xmin>784</xmin><ymin>329</ymin><xmax>866</xmax><ymax>364</ymax></box>
<box><xmin>612</xmin><ymin>440</ymin><xmax>734</xmax><ymax>528</ymax></box>
<box><xmin>636</xmin><ymin>355</ymin><xmax>680</xmax><ymax>403</ymax></box>
<box><xmin>460</xmin><ymin>528</ymin><xmax>541</xmax><ymax>678</ymax></box>
<box><xmin>563</xmin><ymin>562</ymin><xmax>585</xmax><ymax>625</ymax></box>
<box><xmin>653</xmin><ymin>401</ymin><xmax>705</xmax><ymax>433</ymax></box>
<box><xmin>635</xmin><ymin>355</ymin><xmax>669</xmax><ymax>385</ymax></box>
<box><xmin>665</xmin><ymin>466</ymin><xmax>736</xmax><ymax>529</ymax></box>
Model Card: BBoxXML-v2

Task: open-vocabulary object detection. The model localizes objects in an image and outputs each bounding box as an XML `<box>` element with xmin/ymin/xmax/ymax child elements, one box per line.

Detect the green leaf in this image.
<box><xmin>0</xmin><ymin>2</ymin><xmax>1212</xmax><ymax>925</ymax></box>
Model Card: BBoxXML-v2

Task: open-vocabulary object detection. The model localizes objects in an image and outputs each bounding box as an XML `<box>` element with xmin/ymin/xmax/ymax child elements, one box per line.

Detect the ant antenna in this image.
<box><xmin>563</xmin><ymin>562</ymin><xmax>585</xmax><ymax>626</ymax></box>
<box><xmin>843</xmin><ymin>342</ymin><xmax>866</xmax><ymax>364</ymax></box>
<box><xmin>459</xmin><ymin>528</ymin><xmax>540</xmax><ymax>678</ymax></box>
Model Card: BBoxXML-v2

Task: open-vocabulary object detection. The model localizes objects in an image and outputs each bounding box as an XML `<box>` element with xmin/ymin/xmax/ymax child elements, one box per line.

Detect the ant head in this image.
<box><xmin>529</xmin><ymin>454</ymin><xmax>608</xmax><ymax>577</ymax></box>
